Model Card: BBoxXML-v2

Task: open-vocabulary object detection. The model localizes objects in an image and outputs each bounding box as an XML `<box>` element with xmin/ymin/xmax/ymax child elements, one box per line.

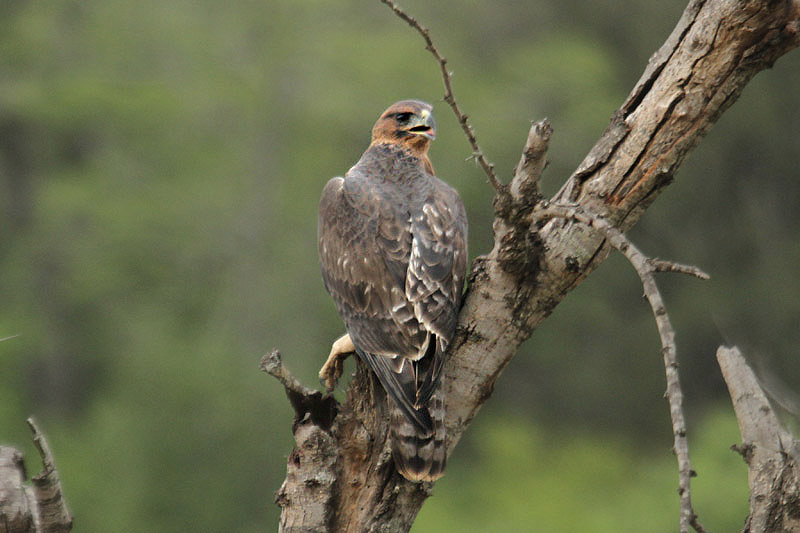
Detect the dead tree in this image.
<box><xmin>264</xmin><ymin>0</ymin><xmax>800</xmax><ymax>531</ymax></box>
<box><xmin>265</xmin><ymin>0</ymin><xmax>800</xmax><ymax>531</ymax></box>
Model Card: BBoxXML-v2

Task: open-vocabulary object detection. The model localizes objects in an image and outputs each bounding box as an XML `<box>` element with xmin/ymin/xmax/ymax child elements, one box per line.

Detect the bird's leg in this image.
<box><xmin>319</xmin><ymin>333</ymin><xmax>355</xmax><ymax>392</ymax></box>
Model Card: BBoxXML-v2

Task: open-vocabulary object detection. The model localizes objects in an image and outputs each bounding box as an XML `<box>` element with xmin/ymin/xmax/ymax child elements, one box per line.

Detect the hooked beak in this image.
<box><xmin>407</xmin><ymin>109</ymin><xmax>436</xmax><ymax>140</ymax></box>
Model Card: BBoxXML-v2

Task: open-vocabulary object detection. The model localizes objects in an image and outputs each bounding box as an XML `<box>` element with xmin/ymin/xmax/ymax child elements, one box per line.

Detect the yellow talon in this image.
<box><xmin>319</xmin><ymin>333</ymin><xmax>355</xmax><ymax>392</ymax></box>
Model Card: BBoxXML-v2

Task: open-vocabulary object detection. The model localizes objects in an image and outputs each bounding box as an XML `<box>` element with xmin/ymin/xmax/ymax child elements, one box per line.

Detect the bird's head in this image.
<box><xmin>371</xmin><ymin>100</ymin><xmax>437</xmax><ymax>156</ymax></box>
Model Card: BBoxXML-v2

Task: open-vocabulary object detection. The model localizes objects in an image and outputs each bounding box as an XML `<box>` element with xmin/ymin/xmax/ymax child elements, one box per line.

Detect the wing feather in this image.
<box><xmin>318</xmin><ymin>173</ymin><xmax>423</xmax><ymax>357</ymax></box>
<box><xmin>406</xmin><ymin>181</ymin><xmax>468</xmax><ymax>404</ymax></box>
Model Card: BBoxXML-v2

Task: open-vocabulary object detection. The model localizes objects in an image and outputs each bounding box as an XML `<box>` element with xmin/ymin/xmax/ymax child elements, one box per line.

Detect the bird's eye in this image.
<box><xmin>395</xmin><ymin>112</ymin><xmax>413</xmax><ymax>124</ymax></box>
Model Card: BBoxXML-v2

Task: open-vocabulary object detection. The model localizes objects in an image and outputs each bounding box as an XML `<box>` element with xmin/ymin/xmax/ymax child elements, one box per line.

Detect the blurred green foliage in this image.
<box><xmin>416</xmin><ymin>406</ymin><xmax>748</xmax><ymax>532</ymax></box>
<box><xmin>1</xmin><ymin>1</ymin><xmax>798</xmax><ymax>531</ymax></box>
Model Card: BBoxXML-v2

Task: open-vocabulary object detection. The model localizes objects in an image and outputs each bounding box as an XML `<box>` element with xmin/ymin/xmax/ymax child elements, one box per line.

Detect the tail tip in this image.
<box><xmin>393</xmin><ymin>454</ymin><xmax>446</xmax><ymax>483</ymax></box>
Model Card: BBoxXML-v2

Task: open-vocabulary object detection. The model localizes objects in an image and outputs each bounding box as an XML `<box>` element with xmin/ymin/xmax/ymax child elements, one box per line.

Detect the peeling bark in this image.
<box><xmin>270</xmin><ymin>1</ymin><xmax>800</xmax><ymax>531</ymax></box>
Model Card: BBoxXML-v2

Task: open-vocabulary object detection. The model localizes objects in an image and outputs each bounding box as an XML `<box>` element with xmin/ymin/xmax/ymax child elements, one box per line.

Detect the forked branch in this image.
<box><xmin>533</xmin><ymin>204</ymin><xmax>708</xmax><ymax>533</ymax></box>
<box><xmin>269</xmin><ymin>0</ymin><xmax>800</xmax><ymax>530</ymax></box>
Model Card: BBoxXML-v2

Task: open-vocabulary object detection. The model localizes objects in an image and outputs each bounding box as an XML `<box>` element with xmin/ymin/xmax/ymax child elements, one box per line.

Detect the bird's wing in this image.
<box><xmin>319</xmin><ymin>171</ymin><xmax>431</xmax><ymax>430</ymax></box>
<box><xmin>318</xmin><ymin>172</ymin><xmax>426</xmax><ymax>354</ymax></box>
<box><xmin>406</xmin><ymin>180</ymin><xmax>468</xmax><ymax>405</ymax></box>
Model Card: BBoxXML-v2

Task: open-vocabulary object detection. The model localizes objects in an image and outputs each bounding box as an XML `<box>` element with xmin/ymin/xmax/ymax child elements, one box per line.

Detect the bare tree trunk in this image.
<box><xmin>267</xmin><ymin>0</ymin><xmax>800</xmax><ymax>531</ymax></box>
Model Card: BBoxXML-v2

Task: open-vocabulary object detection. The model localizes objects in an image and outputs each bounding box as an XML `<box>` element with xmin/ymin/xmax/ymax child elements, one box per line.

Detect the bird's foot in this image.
<box><xmin>319</xmin><ymin>333</ymin><xmax>355</xmax><ymax>392</ymax></box>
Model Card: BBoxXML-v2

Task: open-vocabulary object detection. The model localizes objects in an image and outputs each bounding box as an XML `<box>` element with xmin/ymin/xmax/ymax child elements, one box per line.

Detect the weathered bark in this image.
<box><xmin>270</xmin><ymin>1</ymin><xmax>800</xmax><ymax>531</ymax></box>
<box><xmin>0</xmin><ymin>419</ymin><xmax>72</xmax><ymax>533</ymax></box>
<box><xmin>0</xmin><ymin>447</ymin><xmax>37</xmax><ymax>533</ymax></box>
<box><xmin>717</xmin><ymin>346</ymin><xmax>800</xmax><ymax>533</ymax></box>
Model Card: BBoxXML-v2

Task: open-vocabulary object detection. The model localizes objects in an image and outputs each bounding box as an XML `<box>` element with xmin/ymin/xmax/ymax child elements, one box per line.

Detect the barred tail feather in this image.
<box><xmin>390</xmin><ymin>389</ymin><xmax>446</xmax><ymax>482</ymax></box>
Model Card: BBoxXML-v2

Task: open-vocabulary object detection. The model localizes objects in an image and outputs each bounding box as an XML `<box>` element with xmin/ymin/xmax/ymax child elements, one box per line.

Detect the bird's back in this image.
<box><xmin>319</xmin><ymin>130</ymin><xmax>467</xmax><ymax>482</ymax></box>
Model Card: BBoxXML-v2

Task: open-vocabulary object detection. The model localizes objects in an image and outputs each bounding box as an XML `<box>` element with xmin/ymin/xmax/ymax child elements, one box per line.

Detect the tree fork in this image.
<box><xmin>267</xmin><ymin>0</ymin><xmax>800</xmax><ymax>531</ymax></box>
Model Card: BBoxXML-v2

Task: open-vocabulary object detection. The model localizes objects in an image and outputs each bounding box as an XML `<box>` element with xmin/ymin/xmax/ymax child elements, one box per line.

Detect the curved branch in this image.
<box><xmin>378</xmin><ymin>0</ymin><xmax>506</xmax><ymax>197</ymax></box>
<box><xmin>447</xmin><ymin>0</ymin><xmax>800</xmax><ymax>452</ymax></box>
<box><xmin>533</xmin><ymin>205</ymin><xmax>708</xmax><ymax>532</ymax></box>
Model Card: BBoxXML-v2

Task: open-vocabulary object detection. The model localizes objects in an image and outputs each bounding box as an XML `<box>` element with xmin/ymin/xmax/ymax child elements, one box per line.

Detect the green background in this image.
<box><xmin>1</xmin><ymin>1</ymin><xmax>798</xmax><ymax>531</ymax></box>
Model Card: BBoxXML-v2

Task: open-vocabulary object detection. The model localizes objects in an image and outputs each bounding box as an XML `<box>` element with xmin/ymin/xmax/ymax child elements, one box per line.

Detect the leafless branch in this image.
<box><xmin>379</xmin><ymin>0</ymin><xmax>506</xmax><ymax>197</ymax></box>
<box><xmin>717</xmin><ymin>346</ymin><xmax>800</xmax><ymax>531</ymax></box>
<box><xmin>260</xmin><ymin>349</ymin><xmax>318</xmax><ymax>399</ymax></box>
<box><xmin>260</xmin><ymin>349</ymin><xmax>338</xmax><ymax>433</ymax></box>
<box><xmin>510</xmin><ymin>119</ymin><xmax>551</xmax><ymax>203</ymax></box>
<box><xmin>532</xmin><ymin>203</ymin><xmax>707</xmax><ymax>533</ymax></box>
<box><xmin>26</xmin><ymin>417</ymin><xmax>73</xmax><ymax>533</ymax></box>
<box><xmin>271</xmin><ymin>0</ymin><xmax>800</xmax><ymax>530</ymax></box>
<box><xmin>648</xmin><ymin>259</ymin><xmax>709</xmax><ymax>280</ymax></box>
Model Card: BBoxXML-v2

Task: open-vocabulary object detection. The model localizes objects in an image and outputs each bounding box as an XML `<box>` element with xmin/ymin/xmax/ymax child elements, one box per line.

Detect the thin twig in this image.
<box><xmin>27</xmin><ymin>418</ymin><xmax>55</xmax><ymax>473</ymax></box>
<box><xmin>379</xmin><ymin>0</ymin><xmax>505</xmax><ymax>195</ymax></box>
<box><xmin>649</xmin><ymin>258</ymin><xmax>709</xmax><ymax>279</ymax></box>
<box><xmin>532</xmin><ymin>204</ymin><xmax>707</xmax><ymax>533</ymax></box>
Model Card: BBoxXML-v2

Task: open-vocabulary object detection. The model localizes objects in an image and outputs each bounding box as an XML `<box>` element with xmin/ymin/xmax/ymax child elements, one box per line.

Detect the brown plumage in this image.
<box><xmin>318</xmin><ymin>100</ymin><xmax>468</xmax><ymax>482</ymax></box>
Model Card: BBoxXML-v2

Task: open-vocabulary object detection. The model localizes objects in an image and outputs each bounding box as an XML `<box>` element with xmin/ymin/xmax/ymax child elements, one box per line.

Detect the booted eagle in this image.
<box><xmin>318</xmin><ymin>100</ymin><xmax>468</xmax><ymax>482</ymax></box>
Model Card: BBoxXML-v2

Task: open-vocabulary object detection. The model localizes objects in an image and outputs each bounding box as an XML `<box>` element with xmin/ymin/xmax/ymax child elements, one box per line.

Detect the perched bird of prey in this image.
<box><xmin>318</xmin><ymin>100</ymin><xmax>468</xmax><ymax>482</ymax></box>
